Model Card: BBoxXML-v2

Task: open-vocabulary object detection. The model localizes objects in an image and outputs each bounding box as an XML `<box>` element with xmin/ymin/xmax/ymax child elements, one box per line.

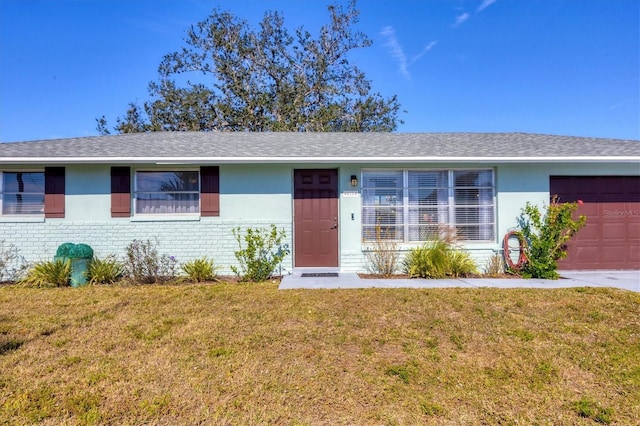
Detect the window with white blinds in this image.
<box><xmin>362</xmin><ymin>169</ymin><xmax>495</xmax><ymax>242</ymax></box>
<box><xmin>135</xmin><ymin>171</ymin><xmax>200</xmax><ymax>215</ymax></box>
<box><xmin>1</xmin><ymin>172</ymin><xmax>45</xmax><ymax>215</ymax></box>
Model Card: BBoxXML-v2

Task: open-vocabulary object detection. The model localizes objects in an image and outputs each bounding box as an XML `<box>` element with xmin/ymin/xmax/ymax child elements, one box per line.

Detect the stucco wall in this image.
<box><xmin>1</xmin><ymin>161</ymin><xmax>638</xmax><ymax>277</ymax></box>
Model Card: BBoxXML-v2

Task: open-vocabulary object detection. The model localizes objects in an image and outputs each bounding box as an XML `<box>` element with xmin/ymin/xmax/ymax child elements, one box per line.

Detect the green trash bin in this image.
<box><xmin>69</xmin><ymin>244</ymin><xmax>94</xmax><ymax>287</ymax></box>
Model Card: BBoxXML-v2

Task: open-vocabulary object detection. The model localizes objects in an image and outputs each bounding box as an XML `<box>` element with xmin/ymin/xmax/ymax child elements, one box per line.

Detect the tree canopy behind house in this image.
<box><xmin>97</xmin><ymin>0</ymin><xmax>402</xmax><ymax>134</ymax></box>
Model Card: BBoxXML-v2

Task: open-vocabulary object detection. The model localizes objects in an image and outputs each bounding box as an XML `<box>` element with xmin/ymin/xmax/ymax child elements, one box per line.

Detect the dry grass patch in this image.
<box><xmin>0</xmin><ymin>283</ymin><xmax>638</xmax><ymax>424</ymax></box>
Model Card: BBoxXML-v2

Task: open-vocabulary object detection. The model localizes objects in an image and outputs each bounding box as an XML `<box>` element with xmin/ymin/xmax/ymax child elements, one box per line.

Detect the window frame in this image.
<box><xmin>133</xmin><ymin>169</ymin><xmax>201</xmax><ymax>216</ymax></box>
<box><xmin>0</xmin><ymin>170</ymin><xmax>45</xmax><ymax>217</ymax></box>
<box><xmin>361</xmin><ymin>168</ymin><xmax>496</xmax><ymax>243</ymax></box>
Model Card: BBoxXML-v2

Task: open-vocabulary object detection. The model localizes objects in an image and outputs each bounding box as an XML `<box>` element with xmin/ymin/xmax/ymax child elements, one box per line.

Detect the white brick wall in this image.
<box><xmin>0</xmin><ymin>220</ymin><xmax>292</xmax><ymax>276</ymax></box>
<box><xmin>1</xmin><ymin>221</ymin><xmax>500</xmax><ymax>277</ymax></box>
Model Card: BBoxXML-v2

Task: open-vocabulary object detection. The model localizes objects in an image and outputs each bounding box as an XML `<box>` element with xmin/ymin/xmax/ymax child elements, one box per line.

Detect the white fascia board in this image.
<box><xmin>1</xmin><ymin>156</ymin><xmax>639</xmax><ymax>164</ymax></box>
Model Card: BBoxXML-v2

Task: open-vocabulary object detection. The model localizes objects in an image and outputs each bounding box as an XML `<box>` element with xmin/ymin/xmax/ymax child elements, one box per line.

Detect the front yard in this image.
<box><xmin>1</xmin><ymin>283</ymin><xmax>638</xmax><ymax>424</ymax></box>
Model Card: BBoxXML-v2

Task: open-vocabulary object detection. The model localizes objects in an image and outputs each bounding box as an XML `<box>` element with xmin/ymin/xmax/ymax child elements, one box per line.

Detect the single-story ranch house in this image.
<box><xmin>1</xmin><ymin>132</ymin><xmax>638</xmax><ymax>275</ymax></box>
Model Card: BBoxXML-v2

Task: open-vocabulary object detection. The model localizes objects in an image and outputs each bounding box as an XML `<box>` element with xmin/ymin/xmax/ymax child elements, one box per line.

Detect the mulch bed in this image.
<box><xmin>357</xmin><ymin>273</ymin><xmax>520</xmax><ymax>279</ymax></box>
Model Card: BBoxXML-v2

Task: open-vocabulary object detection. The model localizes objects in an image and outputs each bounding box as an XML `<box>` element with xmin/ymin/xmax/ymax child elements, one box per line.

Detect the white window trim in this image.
<box><xmin>361</xmin><ymin>168</ymin><xmax>496</xmax><ymax>243</ymax></box>
<box><xmin>133</xmin><ymin>168</ymin><xmax>201</xmax><ymax>217</ymax></box>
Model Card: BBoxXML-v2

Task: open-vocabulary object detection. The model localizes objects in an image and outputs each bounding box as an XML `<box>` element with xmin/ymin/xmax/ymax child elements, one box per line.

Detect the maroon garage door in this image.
<box><xmin>550</xmin><ymin>176</ymin><xmax>640</xmax><ymax>270</ymax></box>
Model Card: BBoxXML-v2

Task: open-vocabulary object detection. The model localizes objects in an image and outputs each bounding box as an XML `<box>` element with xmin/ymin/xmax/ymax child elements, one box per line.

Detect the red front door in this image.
<box><xmin>293</xmin><ymin>169</ymin><xmax>339</xmax><ymax>267</ymax></box>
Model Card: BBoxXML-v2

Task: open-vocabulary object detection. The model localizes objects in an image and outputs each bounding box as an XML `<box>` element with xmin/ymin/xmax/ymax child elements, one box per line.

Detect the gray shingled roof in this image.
<box><xmin>1</xmin><ymin>132</ymin><xmax>638</xmax><ymax>164</ymax></box>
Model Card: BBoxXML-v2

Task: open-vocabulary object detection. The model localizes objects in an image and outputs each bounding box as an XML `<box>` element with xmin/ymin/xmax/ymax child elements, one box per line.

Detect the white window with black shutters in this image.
<box><xmin>362</xmin><ymin>169</ymin><xmax>495</xmax><ymax>242</ymax></box>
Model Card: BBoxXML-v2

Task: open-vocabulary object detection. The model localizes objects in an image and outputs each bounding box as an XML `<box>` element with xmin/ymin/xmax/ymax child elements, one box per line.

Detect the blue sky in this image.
<box><xmin>1</xmin><ymin>0</ymin><xmax>638</xmax><ymax>142</ymax></box>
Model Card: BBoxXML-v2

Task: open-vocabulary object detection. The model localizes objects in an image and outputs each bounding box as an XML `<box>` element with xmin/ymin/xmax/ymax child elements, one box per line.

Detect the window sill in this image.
<box><xmin>130</xmin><ymin>215</ymin><xmax>201</xmax><ymax>222</ymax></box>
<box><xmin>0</xmin><ymin>216</ymin><xmax>46</xmax><ymax>223</ymax></box>
<box><xmin>362</xmin><ymin>240</ymin><xmax>498</xmax><ymax>250</ymax></box>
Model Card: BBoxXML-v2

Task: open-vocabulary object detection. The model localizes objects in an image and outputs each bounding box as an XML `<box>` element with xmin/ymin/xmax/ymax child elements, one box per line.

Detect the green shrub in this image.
<box><xmin>20</xmin><ymin>259</ymin><xmax>71</xmax><ymax>288</ymax></box>
<box><xmin>231</xmin><ymin>225</ymin><xmax>289</xmax><ymax>282</ymax></box>
<box><xmin>88</xmin><ymin>255</ymin><xmax>125</xmax><ymax>285</ymax></box>
<box><xmin>124</xmin><ymin>239</ymin><xmax>177</xmax><ymax>284</ymax></box>
<box><xmin>517</xmin><ymin>196</ymin><xmax>586</xmax><ymax>279</ymax></box>
<box><xmin>182</xmin><ymin>257</ymin><xmax>219</xmax><ymax>282</ymax></box>
<box><xmin>402</xmin><ymin>239</ymin><xmax>477</xmax><ymax>279</ymax></box>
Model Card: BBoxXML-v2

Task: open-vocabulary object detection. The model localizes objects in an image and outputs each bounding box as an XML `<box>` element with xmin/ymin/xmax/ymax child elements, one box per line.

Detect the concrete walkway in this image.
<box><xmin>279</xmin><ymin>270</ymin><xmax>640</xmax><ymax>292</ymax></box>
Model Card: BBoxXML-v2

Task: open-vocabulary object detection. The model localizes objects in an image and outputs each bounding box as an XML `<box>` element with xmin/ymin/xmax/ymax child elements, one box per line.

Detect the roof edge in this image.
<box><xmin>1</xmin><ymin>156</ymin><xmax>639</xmax><ymax>165</ymax></box>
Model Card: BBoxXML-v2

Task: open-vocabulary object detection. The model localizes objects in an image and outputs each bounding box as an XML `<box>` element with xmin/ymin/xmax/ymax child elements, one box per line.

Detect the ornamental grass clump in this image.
<box><xmin>402</xmin><ymin>237</ymin><xmax>477</xmax><ymax>279</ymax></box>
<box><xmin>483</xmin><ymin>254</ymin><xmax>505</xmax><ymax>277</ymax></box>
<box><xmin>364</xmin><ymin>225</ymin><xmax>400</xmax><ymax>277</ymax></box>
<box><xmin>19</xmin><ymin>259</ymin><xmax>71</xmax><ymax>288</ymax></box>
<box><xmin>88</xmin><ymin>255</ymin><xmax>125</xmax><ymax>285</ymax></box>
<box><xmin>516</xmin><ymin>196</ymin><xmax>586</xmax><ymax>279</ymax></box>
<box><xmin>182</xmin><ymin>257</ymin><xmax>219</xmax><ymax>282</ymax></box>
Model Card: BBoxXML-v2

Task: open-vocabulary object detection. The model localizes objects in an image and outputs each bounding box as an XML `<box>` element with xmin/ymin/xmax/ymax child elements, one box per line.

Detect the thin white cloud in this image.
<box><xmin>410</xmin><ymin>41</ymin><xmax>438</xmax><ymax>64</ymax></box>
<box><xmin>381</xmin><ymin>26</ymin><xmax>437</xmax><ymax>80</ymax></box>
<box><xmin>477</xmin><ymin>0</ymin><xmax>496</xmax><ymax>12</ymax></box>
<box><xmin>380</xmin><ymin>26</ymin><xmax>410</xmax><ymax>79</ymax></box>
<box><xmin>453</xmin><ymin>13</ymin><xmax>470</xmax><ymax>27</ymax></box>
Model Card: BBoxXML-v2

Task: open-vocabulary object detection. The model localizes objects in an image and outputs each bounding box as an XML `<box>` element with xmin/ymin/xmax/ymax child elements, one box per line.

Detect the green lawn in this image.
<box><xmin>1</xmin><ymin>283</ymin><xmax>638</xmax><ymax>425</ymax></box>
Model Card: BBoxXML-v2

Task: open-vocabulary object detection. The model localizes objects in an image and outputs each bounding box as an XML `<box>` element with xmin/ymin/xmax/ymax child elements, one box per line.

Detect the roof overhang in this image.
<box><xmin>1</xmin><ymin>156</ymin><xmax>639</xmax><ymax>165</ymax></box>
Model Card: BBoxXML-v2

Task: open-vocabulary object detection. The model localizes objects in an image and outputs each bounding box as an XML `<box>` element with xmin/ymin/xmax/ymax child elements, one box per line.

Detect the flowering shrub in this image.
<box><xmin>516</xmin><ymin>196</ymin><xmax>586</xmax><ymax>279</ymax></box>
<box><xmin>124</xmin><ymin>239</ymin><xmax>177</xmax><ymax>284</ymax></box>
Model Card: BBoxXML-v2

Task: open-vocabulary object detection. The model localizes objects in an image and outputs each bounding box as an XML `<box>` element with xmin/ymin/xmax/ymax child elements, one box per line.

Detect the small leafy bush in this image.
<box><xmin>88</xmin><ymin>255</ymin><xmax>125</xmax><ymax>285</ymax></box>
<box><xmin>124</xmin><ymin>239</ymin><xmax>178</xmax><ymax>284</ymax></box>
<box><xmin>0</xmin><ymin>240</ymin><xmax>27</xmax><ymax>282</ymax></box>
<box><xmin>517</xmin><ymin>196</ymin><xmax>586</xmax><ymax>279</ymax></box>
<box><xmin>403</xmin><ymin>239</ymin><xmax>477</xmax><ymax>279</ymax></box>
<box><xmin>231</xmin><ymin>225</ymin><xmax>289</xmax><ymax>282</ymax></box>
<box><xmin>20</xmin><ymin>259</ymin><xmax>71</xmax><ymax>288</ymax></box>
<box><xmin>364</xmin><ymin>225</ymin><xmax>400</xmax><ymax>277</ymax></box>
<box><xmin>182</xmin><ymin>257</ymin><xmax>219</xmax><ymax>282</ymax></box>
